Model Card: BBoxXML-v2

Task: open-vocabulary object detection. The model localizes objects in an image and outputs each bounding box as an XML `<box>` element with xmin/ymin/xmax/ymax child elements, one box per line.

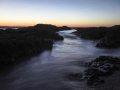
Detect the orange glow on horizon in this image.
<box><xmin>0</xmin><ymin>21</ymin><xmax>117</xmax><ymax>27</ymax></box>
<box><xmin>0</xmin><ymin>22</ymin><xmax>35</xmax><ymax>27</ymax></box>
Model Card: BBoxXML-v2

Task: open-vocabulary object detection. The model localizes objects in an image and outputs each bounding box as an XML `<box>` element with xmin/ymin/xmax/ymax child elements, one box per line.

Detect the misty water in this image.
<box><xmin>0</xmin><ymin>30</ymin><xmax>120</xmax><ymax>90</ymax></box>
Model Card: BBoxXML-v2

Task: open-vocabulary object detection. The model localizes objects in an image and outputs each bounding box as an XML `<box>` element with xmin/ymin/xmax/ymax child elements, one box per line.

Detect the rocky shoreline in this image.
<box><xmin>84</xmin><ymin>56</ymin><xmax>120</xmax><ymax>86</ymax></box>
<box><xmin>67</xmin><ymin>56</ymin><xmax>120</xmax><ymax>88</ymax></box>
<box><xmin>74</xmin><ymin>25</ymin><xmax>120</xmax><ymax>48</ymax></box>
<box><xmin>0</xmin><ymin>24</ymin><xmax>71</xmax><ymax>67</ymax></box>
<box><xmin>71</xmin><ymin>25</ymin><xmax>120</xmax><ymax>87</ymax></box>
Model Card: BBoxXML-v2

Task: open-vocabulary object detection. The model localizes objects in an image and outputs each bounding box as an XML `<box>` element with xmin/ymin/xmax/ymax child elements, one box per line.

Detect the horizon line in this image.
<box><xmin>0</xmin><ymin>24</ymin><xmax>120</xmax><ymax>28</ymax></box>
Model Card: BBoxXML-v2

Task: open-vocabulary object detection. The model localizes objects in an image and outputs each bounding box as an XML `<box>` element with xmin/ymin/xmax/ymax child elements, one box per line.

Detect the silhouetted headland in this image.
<box><xmin>74</xmin><ymin>25</ymin><xmax>120</xmax><ymax>48</ymax></box>
<box><xmin>0</xmin><ymin>24</ymin><xmax>71</xmax><ymax>67</ymax></box>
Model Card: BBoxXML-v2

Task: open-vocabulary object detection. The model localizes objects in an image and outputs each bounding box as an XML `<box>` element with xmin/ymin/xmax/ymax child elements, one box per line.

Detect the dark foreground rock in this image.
<box><xmin>0</xmin><ymin>24</ymin><xmax>67</xmax><ymax>67</ymax></box>
<box><xmin>84</xmin><ymin>56</ymin><xmax>120</xmax><ymax>86</ymax></box>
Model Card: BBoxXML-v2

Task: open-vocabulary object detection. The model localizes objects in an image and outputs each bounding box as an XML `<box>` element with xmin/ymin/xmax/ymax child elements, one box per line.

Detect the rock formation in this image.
<box><xmin>84</xmin><ymin>56</ymin><xmax>120</xmax><ymax>86</ymax></box>
<box><xmin>75</xmin><ymin>25</ymin><xmax>120</xmax><ymax>48</ymax></box>
<box><xmin>0</xmin><ymin>24</ymin><xmax>69</xmax><ymax>67</ymax></box>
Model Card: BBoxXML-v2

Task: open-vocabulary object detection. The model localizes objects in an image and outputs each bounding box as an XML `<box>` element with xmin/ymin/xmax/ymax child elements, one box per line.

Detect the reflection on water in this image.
<box><xmin>0</xmin><ymin>30</ymin><xmax>120</xmax><ymax>90</ymax></box>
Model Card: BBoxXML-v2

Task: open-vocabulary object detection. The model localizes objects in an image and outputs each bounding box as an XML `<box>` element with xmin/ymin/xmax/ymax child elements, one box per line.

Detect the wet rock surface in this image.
<box><xmin>84</xmin><ymin>56</ymin><xmax>120</xmax><ymax>86</ymax></box>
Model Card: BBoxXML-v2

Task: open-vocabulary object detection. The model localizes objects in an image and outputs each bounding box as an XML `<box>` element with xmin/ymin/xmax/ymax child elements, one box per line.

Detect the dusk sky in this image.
<box><xmin>0</xmin><ymin>0</ymin><xmax>120</xmax><ymax>27</ymax></box>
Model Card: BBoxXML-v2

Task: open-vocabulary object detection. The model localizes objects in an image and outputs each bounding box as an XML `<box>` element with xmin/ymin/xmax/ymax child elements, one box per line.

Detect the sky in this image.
<box><xmin>0</xmin><ymin>0</ymin><xmax>120</xmax><ymax>27</ymax></box>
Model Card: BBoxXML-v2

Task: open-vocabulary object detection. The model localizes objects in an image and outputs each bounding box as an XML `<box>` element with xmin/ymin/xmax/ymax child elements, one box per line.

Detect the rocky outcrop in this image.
<box><xmin>75</xmin><ymin>25</ymin><xmax>120</xmax><ymax>48</ymax></box>
<box><xmin>0</xmin><ymin>24</ymin><xmax>65</xmax><ymax>67</ymax></box>
<box><xmin>0</xmin><ymin>37</ymin><xmax>53</xmax><ymax>66</ymax></box>
<box><xmin>34</xmin><ymin>24</ymin><xmax>71</xmax><ymax>31</ymax></box>
<box><xmin>96</xmin><ymin>35</ymin><xmax>120</xmax><ymax>48</ymax></box>
<box><xmin>58</xmin><ymin>26</ymin><xmax>71</xmax><ymax>31</ymax></box>
<box><xmin>22</xmin><ymin>27</ymin><xmax>64</xmax><ymax>40</ymax></box>
<box><xmin>66</xmin><ymin>56</ymin><xmax>120</xmax><ymax>87</ymax></box>
<box><xmin>75</xmin><ymin>27</ymin><xmax>107</xmax><ymax>40</ymax></box>
<box><xmin>84</xmin><ymin>56</ymin><xmax>120</xmax><ymax>86</ymax></box>
<box><xmin>96</xmin><ymin>25</ymin><xmax>120</xmax><ymax>48</ymax></box>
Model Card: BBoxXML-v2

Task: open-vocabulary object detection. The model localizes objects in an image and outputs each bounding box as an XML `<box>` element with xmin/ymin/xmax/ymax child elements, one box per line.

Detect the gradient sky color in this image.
<box><xmin>0</xmin><ymin>0</ymin><xmax>120</xmax><ymax>27</ymax></box>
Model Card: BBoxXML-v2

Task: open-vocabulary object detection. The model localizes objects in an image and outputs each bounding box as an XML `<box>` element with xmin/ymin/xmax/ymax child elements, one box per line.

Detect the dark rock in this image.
<box><xmin>58</xmin><ymin>26</ymin><xmax>71</xmax><ymax>30</ymax></box>
<box><xmin>96</xmin><ymin>34</ymin><xmax>120</xmax><ymax>48</ymax></box>
<box><xmin>34</xmin><ymin>24</ymin><xmax>71</xmax><ymax>31</ymax></box>
<box><xmin>84</xmin><ymin>56</ymin><xmax>120</xmax><ymax>86</ymax></box>
<box><xmin>75</xmin><ymin>27</ymin><xmax>107</xmax><ymax>40</ymax></box>
<box><xmin>87</xmin><ymin>74</ymin><xmax>99</xmax><ymax>85</ymax></box>
<box><xmin>96</xmin><ymin>25</ymin><xmax>120</xmax><ymax>48</ymax></box>
<box><xmin>74</xmin><ymin>25</ymin><xmax>120</xmax><ymax>48</ymax></box>
<box><xmin>0</xmin><ymin>24</ymin><xmax>64</xmax><ymax>67</ymax></box>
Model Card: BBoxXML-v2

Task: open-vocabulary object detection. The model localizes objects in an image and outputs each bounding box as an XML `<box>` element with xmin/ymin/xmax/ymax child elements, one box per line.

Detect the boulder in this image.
<box><xmin>84</xmin><ymin>56</ymin><xmax>120</xmax><ymax>86</ymax></box>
